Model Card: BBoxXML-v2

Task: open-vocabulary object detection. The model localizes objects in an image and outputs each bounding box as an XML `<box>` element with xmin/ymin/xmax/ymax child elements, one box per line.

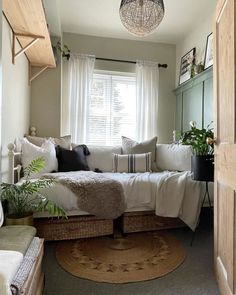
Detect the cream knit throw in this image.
<box><xmin>43</xmin><ymin>171</ymin><xmax>126</xmax><ymax>219</ymax></box>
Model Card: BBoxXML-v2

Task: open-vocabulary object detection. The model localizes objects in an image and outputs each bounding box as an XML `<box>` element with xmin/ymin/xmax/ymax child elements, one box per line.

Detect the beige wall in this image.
<box><xmin>30</xmin><ymin>37</ymin><xmax>61</xmax><ymax>138</ymax></box>
<box><xmin>2</xmin><ymin>17</ymin><xmax>31</xmax><ymax>182</ymax></box>
<box><xmin>175</xmin><ymin>15</ymin><xmax>214</xmax><ymax>86</ymax></box>
<box><xmin>61</xmin><ymin>33</ymin><xmax>176</xmax><ymax>143</ymax></box>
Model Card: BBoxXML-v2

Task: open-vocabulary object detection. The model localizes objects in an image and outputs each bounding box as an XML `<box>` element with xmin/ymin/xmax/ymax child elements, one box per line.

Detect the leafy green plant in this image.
<box><xmin>55</xmin><ymin>41</ymin><xmax>71</xmax><ymax>60</ymax></box>
<box><xmin>180</xmin><ymin>121</ymin><xmax>214</xmax><ymax>155</ymax></box>
<box><xmin>0</xmin><ymin>158</ymin><xmax>67</xmax><ymax>218</ymax></box>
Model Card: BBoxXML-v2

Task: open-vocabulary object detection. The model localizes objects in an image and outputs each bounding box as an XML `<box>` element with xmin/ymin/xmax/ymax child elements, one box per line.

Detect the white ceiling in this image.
<box><xmin>44</xmin><ymin>0</ymin><xmax>216</xmax><ymax>44</ymax></box>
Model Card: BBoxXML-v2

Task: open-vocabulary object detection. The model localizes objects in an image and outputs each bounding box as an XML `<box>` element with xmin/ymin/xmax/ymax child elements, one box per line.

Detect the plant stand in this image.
<box><xmin>190</xmin><ymin>181</ymin><xmax>213</xmax><ymax>246</ymax></box>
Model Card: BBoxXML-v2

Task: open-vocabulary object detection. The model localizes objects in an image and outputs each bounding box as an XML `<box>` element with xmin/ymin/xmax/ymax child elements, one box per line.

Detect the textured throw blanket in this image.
<box><xmin>10</xmin><ymin>238</ymin><xmax>41</xmax><ymax>295</ymax></box>
<box><xmin>43</xmin><ymin>171</ymin><xmax>126</xmax><ymax>219</ymax></box>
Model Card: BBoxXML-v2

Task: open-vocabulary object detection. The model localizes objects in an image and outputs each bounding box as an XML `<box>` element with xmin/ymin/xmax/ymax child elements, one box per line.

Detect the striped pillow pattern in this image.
<box><xmin>113</xmin><ymin>152</ymin><xmax>152</xmax><ymax>173</ymax></box>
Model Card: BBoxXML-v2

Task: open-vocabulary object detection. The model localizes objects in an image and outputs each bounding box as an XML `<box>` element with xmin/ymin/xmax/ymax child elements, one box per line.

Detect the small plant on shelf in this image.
<box><xmin>54</xmin><ymin>41</ymin><xmax>71</xmax><ymax>60</ymax></box>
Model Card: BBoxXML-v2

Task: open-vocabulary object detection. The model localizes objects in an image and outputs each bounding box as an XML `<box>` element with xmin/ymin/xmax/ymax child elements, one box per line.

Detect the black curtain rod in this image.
<box><xmin>96</xmin><ymin>57</ymin><xmax>168</xmax><ymax>68</ymax></box>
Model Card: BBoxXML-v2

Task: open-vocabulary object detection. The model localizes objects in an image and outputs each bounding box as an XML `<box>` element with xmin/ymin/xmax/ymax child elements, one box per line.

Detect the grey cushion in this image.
<box><xmin>26</xmin><ymin>135</ymin><xmax>71</xmax><ymax>150</ymax></box>
<box><xmin>121</xmin><ymin>136</ymin><xmax>158</xmax><ymax>171</ymax></box>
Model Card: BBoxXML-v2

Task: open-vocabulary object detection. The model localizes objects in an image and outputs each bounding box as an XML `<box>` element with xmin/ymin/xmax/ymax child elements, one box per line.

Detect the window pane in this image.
<box><xmin>88</xmin><ymin>73</ymin><xmax>136</xmax><ymax>146</ymax></box>
<box><xmin>111</xmin><ymin>76</ymin><xmax>136</xmax><ymax>145</ymax></box>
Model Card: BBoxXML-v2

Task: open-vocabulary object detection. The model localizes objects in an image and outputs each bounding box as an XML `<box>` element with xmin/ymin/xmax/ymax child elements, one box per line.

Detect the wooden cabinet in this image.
<box><xmin>174</xmin><ymin>67</ymin><xmax>213</xmax><ymax>132</ymax></box>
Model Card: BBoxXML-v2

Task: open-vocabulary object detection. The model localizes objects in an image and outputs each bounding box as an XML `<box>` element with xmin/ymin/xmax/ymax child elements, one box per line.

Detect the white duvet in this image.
<box><xmin>39</xmin><ymin>171</ymin><xmax>206</xmax><ymax>230</ymax></box>
<box><xmin>104</xmin><ymin>171</ymin><xmax>203</xmax><ymax>230</ymax></box>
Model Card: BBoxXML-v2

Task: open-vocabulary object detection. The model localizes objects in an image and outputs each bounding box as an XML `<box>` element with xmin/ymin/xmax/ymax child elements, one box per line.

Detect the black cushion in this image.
<box><xmin>56</xmin><ymin>145</ymin><xmax>90</xmax><ymax>172</ymax></box>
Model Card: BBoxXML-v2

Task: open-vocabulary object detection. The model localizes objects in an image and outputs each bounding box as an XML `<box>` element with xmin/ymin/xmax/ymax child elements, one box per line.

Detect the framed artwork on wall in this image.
<box><xmin>204</xmin><ymin>33</ymin><xmax>213</xmax><ymax>69</ymax></box>
<box><xmin>179</xmin><ymin>47</ymin><xmax>196</xmax><ymax>85</ymax></box>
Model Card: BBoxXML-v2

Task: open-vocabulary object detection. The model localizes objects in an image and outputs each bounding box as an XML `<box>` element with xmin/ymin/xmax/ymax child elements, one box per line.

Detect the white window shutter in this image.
<box><xmin>87</xmin><ymin>73</ymin><xmax>136</xmax><ymax>146</ymax></box>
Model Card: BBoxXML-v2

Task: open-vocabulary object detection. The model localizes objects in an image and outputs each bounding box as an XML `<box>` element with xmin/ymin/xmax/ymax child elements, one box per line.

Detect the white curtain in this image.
<box><xmin>68</xmin><ymin>54</ymin><xmax>95</xmax><ymax>143</ymax></box>
<box><xmin>136</xmin><ymin>60</ymin><xmax>159</xmax><ymax>141</ymax></box>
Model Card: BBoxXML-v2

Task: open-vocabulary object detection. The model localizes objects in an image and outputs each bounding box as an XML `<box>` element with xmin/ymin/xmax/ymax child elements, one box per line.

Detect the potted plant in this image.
<box><xmin>0</xmin><ymin>158</ymin><xmax>66</xmax><ymax>226</ymax></box>
<box><xmin>180</xmin><ymin>121</ymin><xmax>214</xmax><ymax>182</ymax></box>
<box><xmin>53</xmin><ymin>41</ymin><xmax>71</xmax><ymax>61</ymax></box>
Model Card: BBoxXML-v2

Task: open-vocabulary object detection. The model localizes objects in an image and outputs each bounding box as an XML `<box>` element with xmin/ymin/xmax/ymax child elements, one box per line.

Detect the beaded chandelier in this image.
<box><xmin>119</xmin><ymin>0</ymin><xmax>165</xmax><ymax>37</ymax></box>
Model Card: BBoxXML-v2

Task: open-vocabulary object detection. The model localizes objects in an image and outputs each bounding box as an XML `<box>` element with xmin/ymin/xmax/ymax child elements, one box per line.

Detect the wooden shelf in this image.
<box><xmin>174</xmin><ymin>67</ymin><xmax>213</xmax><ymax>93</ymax></box>
<box><xmin>3</xmin><ymin>0</ymin><xmax>56</xmax><ymax>68</ymax></box>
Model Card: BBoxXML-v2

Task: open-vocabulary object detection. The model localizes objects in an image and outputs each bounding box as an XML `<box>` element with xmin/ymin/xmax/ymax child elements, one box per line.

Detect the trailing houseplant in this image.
<box><xmin>54</xmin><ymin>41</ymin><xmax>71</xmax><ymax>61</ymax></box>
<box><xmin>0</xmin><ymin>158</ymin><xmax>66</xmax><ymax>225</ymax></box>
<box><xmin>180</xmin><ymin>121</ymin><xmax>214</xmax><ymax>181</ymax></box>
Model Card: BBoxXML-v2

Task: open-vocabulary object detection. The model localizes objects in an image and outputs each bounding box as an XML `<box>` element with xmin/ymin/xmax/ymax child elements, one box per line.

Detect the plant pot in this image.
<box><xmin>5</xmin><ymin>213</ymin><xmax>34</xmax><ymax>226</ymax></box>
<box><xmin>191</xmin><ymin>155</ymin><xmax>214</xmax><ymax>182</ymax></box>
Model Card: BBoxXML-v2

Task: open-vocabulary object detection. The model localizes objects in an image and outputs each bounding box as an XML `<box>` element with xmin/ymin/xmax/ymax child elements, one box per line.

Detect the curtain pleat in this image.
<box><xmin>68</xmin><ymin>54</ymin><xmax>95</xmax><ymax>143</ymax></box>
<box><xmin>136</xmin><ymin>60</ymin><xmax>159</xmax><ymax>141</ymax></box>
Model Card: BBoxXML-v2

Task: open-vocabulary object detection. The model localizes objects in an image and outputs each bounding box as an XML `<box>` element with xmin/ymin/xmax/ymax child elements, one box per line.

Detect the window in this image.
<box><xmin>87</xmin><ymin>73</ymin><xmax>136</xmax><ymax>145</ymax></box>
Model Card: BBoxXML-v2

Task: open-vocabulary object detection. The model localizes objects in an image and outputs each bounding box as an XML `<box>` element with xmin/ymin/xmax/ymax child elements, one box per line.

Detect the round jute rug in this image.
<box><xmin>55</xmin><ymin>232</ymin><xmax>186</xmax><ymax>283</ymax></box>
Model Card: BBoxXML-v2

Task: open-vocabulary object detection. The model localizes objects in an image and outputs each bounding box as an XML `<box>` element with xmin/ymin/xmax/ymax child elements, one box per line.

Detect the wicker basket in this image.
<box><xmin>122</xmin><ymin>211</ymin><xmax>185</xmax><ymax>233</ymax></box>
<box><xmin>34</xmin><ymin>215</ymin><xmax>113</xmax><ymax>241</ymax></box>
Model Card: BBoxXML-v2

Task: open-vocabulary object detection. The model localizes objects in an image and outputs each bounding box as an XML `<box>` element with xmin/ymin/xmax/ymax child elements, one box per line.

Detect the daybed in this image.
<box><xmin>8</xmin><ymin>136</ymin><xmax>211</xmax><ymax>241</ymax></box>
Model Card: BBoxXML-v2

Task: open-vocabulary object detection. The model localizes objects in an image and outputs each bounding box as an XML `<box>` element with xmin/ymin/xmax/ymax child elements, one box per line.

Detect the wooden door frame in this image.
<box><xmin>214</xmin><ymin>0</ymin><xmax>236</xmax><ymax>294</ymax></box>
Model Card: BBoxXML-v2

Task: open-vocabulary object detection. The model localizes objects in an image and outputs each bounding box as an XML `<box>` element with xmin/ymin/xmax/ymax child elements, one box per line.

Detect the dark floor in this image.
<box><xmin>43</xmin><ymin>210</ymin><xmax>220</xmax><ymax>295</ymax></box>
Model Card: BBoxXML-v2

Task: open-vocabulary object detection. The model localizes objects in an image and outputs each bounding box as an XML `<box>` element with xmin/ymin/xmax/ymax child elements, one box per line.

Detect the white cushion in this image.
<box><xmin>87</xmin><ymin>145</ymin><xmax>122</xmax><ymax>172</ymax></box>
<box><xmin>113</xmin><ymin>153</ymin><xmax>152</xmax><ymax>173</ymax></box>
<box><xmin>156</xmin><ymin>144</ymin><xmax>193</xmax><ymax>172</ymax></box>
<box><xmin>21</xmin><ymin>138</ymin><xmax>58</xmax><ymax>178</ymax></box>
<box><xmin>0</xmin><ymin>250</ymin><xmax>23</xmax><ymax>295</ymax></box>
<box><xmin>71</xmin><ymin>143</ymin><xmax>192</xmax><ymax>172</ymax></box>
<box><xmin>0</xmin><ymin>202</ymin><xmax>3</xmax><ymax>227</ymax></box>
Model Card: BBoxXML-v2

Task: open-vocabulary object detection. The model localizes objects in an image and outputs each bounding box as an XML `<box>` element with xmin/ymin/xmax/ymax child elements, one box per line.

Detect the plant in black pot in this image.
<box><xmin>180</xmin><ymin>121</ymin><xmax>214</xmax><ymax>182</ymax></box>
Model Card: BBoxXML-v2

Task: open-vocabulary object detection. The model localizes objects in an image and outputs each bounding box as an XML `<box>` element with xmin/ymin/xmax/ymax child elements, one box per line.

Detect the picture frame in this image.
<box><xmin>179</xmin><ymin>48</ymin><xmax>196</xmax><ymax>85</ymax></box>
<box><xmin>204</xmin><ymin>33</ymin><xmax>213</xmax><ymax>69</ymax></box>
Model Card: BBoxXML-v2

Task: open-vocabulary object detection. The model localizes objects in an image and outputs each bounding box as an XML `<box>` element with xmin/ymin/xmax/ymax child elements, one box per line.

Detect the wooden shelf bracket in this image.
<box><xmin>12</xmin><ymin>32</ymin><xmax>45</xmax><ymax>64</ymax></box>
<box><xmin>29</xmin><ymin>65</ymin><xmax>49</xmax><ymax>84</ymax></box>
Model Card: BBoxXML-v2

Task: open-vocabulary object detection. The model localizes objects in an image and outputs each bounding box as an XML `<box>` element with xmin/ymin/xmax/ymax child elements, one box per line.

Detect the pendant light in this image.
<box><xmin>119</xmin><ymin>0</ymin><xmax>165</xmax><ymax>37</ymax></box>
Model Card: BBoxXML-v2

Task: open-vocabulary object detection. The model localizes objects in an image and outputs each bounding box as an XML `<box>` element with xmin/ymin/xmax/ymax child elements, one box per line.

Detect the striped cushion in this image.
<box><xmin>113</xmin><ymin>153</ymin><xmax>152</xmax><ymax>173</ymax></box>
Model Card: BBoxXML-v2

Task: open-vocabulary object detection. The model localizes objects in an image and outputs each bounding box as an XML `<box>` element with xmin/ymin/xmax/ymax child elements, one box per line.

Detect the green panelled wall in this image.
<box><xmin>204</xmin><ymin>76</ymin><xmax>213</xmax><ymax>128</ymax></box>
<box><xmin>175</xmin><ymin>93</ymin><xmax>183</xmax><ymax>131</ymax></box>
<box><xmin>174</xmin><ymin>67</ymin><xmax>213</xmax><ymax>133</ymax></box>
